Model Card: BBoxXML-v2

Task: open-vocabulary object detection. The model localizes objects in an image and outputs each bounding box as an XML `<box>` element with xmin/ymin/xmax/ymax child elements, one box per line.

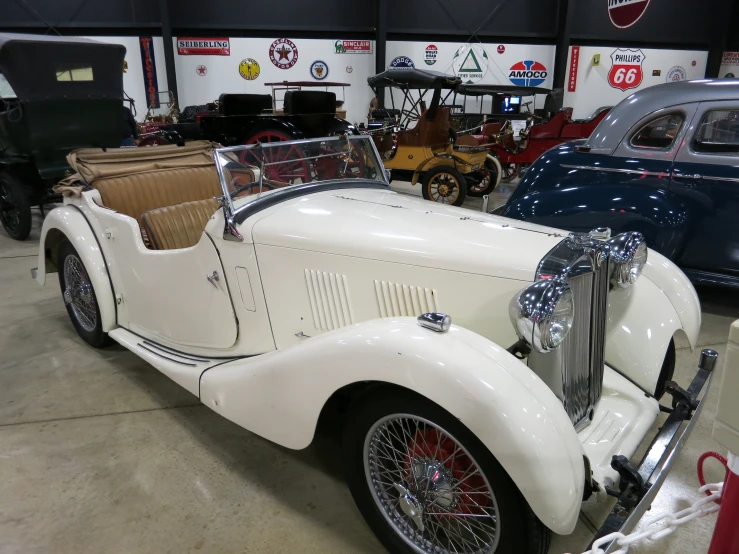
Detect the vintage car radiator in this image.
<box><xmin>529</xmin><ymin>236</ymin><xmax>611</xmax><ymax>431</ymax></box>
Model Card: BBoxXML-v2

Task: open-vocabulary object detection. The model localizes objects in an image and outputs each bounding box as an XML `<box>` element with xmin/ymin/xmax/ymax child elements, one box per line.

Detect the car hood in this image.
<box><xmin>250</xmin><ymin>188</ymin><xmax>567</xmax><ymax>282</ymax></box>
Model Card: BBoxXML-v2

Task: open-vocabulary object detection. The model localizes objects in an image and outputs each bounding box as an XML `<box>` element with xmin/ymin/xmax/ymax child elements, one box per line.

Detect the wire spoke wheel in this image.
<box><xmin>428</xmin><ymin>172</ymin><xmax>461</xmax><ymax>204</ymax></box>
<box><xmin>242</xmin><ymin>130</ymin><xmax>311</xmax><ymax>185</ymax></box>
<box><xmin>364</xmin><ymin>414</ymin><xmax>500</xmax><ymax>554</ymax></box>
<box><xmin>500</xmin><ymin>163</ymin><xmax>518</xmax><ymax>182</ymax></box>
<box><xmin>63</xmin><ymin>254</ymin><xmax>97</xmax><ymax>333</ymax></box>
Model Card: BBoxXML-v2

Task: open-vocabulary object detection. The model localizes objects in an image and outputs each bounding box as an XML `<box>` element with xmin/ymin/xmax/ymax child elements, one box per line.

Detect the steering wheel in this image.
<box><xmin>230</xmin><ymin>180</ymin><xmax>276</xmax><ymax>200</ymax></box>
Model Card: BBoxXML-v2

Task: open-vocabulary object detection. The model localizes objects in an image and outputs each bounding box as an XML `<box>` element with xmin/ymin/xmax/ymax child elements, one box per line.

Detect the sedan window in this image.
<box><xmin>630</xmin><ymin>113</ymin><xmax>684</xmax><ymax>149</ymax></box>
<box><xmin>693</xmin><ymin>110</ymin><xmax>739</xmax><ymax>154</ymax></box>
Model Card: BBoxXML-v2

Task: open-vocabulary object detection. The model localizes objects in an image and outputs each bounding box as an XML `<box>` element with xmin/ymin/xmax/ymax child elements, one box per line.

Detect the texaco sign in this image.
<box><xmin>608</xmin><ymin>0</ymin><xmax>650</xmax><ymax>29</ymax></box>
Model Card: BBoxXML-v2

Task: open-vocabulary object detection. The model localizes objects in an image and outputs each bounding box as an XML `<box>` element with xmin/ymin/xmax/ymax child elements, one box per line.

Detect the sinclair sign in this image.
<box><xmin>334</xmin><ymin>40</ymin><xmax>373</xmax><ymax>54</ymax></box>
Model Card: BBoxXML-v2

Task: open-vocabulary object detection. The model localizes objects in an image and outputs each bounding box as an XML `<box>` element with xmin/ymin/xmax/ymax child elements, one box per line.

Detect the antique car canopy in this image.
<box><xmin>455</xmin><ymin>83</ymin><xmax>551</xmax><ymax>97</ymax></box>
<box><xmin>368</xmin><ymin>68</ymin><xmax>461</xmax><ymax>89</ymax></box>
<box><xmin>585</xmin><ymin>79</ymin><xmax>739</xmax><ymax>153</ymax></box>
<box><xmin>0</xmin><ymin>33</ymin><xmax>125</xmax><ymax>101</ymax></box>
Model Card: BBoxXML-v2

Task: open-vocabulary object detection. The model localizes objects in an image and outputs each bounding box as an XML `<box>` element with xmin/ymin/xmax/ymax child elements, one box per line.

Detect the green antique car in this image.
<box><xmin>0</xmin><ymin>33</ymin><xmax>125</xmax><ymax>239</ymax></box>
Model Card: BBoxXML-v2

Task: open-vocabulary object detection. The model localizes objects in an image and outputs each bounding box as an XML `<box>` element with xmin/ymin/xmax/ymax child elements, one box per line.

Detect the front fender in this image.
<box><xmin>37</xmin><ymin>206</ymin><xmax>116</xmax><ymax>332</ymax></box>
<box><xmin>200</xmin><ymin>318</ymin><xmax>584</xmax><ymax>535</ymax></box>
<box><xmin>605</xmin><ymin>252</ymin><xmax>700</xmax><ymax>393</ymax></box>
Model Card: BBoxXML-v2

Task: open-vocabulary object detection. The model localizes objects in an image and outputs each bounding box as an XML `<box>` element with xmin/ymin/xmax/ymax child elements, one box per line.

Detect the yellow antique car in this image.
<box><xmin>367</xmin><ymin>69</ymin><xmax>493</xmax><ymax>206</ymax></box>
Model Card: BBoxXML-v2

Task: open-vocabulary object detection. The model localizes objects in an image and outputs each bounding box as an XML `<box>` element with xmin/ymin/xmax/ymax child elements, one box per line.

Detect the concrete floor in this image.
<box><xmin>0</xmin><ymin>192</ymin><xmax>734</xmax><ymax>554</ymax></box>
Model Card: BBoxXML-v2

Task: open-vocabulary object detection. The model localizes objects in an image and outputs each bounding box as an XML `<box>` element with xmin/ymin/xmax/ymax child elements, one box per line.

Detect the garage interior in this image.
<box><xmin>3</xmin><ymin>1</ymin><xmax>739</xmax><ymax>553</ymax></box>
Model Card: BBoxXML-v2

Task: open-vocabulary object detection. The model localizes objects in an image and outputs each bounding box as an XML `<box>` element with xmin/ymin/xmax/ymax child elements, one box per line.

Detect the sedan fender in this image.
<box><xmin>36</xmin><ymin>206</ymin><xmax>116</xmax><ymax>332</ymax></box>
<box><xmin>200</xmin><ymin>317</ymin><xmax>585</xmax><ymax>534</ymax></box>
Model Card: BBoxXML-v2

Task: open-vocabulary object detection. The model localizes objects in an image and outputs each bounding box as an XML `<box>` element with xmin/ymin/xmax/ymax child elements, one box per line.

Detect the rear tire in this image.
<box><xmin>421</xmin><ymin>166</ymin><xmax>468</xmax><ymax>207</ymax></box>
<box><xmin>0</xmin><ymin>172</ymin><xmax>32</xmax><ymax>240</ymax></box>
<box><xmin>343</xmin><ymin>388</ymin><xmax>551</xmax><ymax>554</ymax></box>
<box><xmin>57</xmin><ymin>240</ymin><xmax>111</xmax><ymax>348</ymax></box>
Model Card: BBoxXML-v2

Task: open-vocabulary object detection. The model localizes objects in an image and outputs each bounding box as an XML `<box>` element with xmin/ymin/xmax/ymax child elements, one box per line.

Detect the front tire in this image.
<box><xmin>343</xmin><ymin>388</ymin><xmax>551</xmax><ymax>554</ymax></box>
<box><xmin>468</xmin><ymin>157</ymin><xmax>501</xmax><ymax>197</ymax></box>
<box><xmin>57</xmin><ymin>240</ymin><xmax>110</xmax><ymax>348</ymax></box>
<box><xmin>421</xmin><ymin>166</ymin><xmax>468</xmax><ymax>206</ymax></box>
<box><xmin>0</xmin><ymin>172</ymin><xmax>32</xmax><ymax>240</ymax></box>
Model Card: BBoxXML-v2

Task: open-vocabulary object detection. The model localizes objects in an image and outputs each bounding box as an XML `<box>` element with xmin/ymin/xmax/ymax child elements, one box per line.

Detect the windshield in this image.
<box><xmin>214</xmin><ymin>135</ymin><xmax>387</xmax><ymax>216</ymax></box>
<box><xmin>0</xmin><ymin>73</ymin><xmax>17</xmax><ymax>99</ymax></box>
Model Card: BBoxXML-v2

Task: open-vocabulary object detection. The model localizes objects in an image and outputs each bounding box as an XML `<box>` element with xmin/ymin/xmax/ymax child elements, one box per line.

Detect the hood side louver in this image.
<box><xmin>304</xmin><ymin>270</ymin><xmax>355</xmax><ymax>331</ymax></box>
<box><xmin>374</xmin><ymin>280</ymin><xmax>439</xmax><ymax>318</ymax></box>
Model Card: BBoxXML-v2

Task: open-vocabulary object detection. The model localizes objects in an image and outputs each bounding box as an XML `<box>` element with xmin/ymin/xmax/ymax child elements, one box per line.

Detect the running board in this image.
<box><xmin>108</xmin><ymin>328</ymin><xmax>238</xmax><ymax>396</ymax></box>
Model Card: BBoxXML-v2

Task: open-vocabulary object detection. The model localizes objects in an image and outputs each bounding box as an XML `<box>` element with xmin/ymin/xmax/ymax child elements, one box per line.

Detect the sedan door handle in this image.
<box><xmin>206</xmin><ymin>271</ymin><xmax>220</xmax><ymax>288</ymax></box>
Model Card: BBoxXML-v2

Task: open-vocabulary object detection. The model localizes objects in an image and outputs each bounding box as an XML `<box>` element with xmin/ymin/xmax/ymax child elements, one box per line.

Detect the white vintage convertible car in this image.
<box><xmin>35</xmin><ymin>136</ymin><xmax>715</xmax><ymax>554</ymax></box>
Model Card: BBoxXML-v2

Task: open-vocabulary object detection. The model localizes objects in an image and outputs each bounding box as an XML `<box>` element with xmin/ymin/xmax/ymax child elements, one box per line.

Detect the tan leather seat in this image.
<box><xmin>141</xmin><ymin>198</ymin><xmax>220</xmax><ymax>250</ymax></box>
<box><xmin>92</xmin><ymin>166</ymin><xmax>222</xmax><ymax>222</ymax></box>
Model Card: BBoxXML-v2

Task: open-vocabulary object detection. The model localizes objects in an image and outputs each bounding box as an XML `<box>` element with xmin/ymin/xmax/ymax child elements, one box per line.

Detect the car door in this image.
<box><xmin>92</xmin><ymin>206</ymin><xmax>239</xmax><ymax>350</ymax></box>
<box><xmin>670</xmin><ymin>102</ymin><xmax>739</xmax><ymax>274</ymax></box>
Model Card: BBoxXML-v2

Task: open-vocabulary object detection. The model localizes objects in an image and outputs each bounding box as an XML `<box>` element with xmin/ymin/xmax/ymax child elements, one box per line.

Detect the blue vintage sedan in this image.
<box><xmin>500</xmin><ymin>80</ymin><xmax>739</xmax><ymax>288</ymax></box>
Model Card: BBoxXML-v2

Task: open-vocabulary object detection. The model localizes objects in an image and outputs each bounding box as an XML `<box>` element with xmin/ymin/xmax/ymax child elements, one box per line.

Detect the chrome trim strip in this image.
<box><xmin>701</xmin><ymin>174</ymin><xmax>739</xmax><ymax>183</ymax></box>
<box><xmin>138</xmin><ymin>344</ymin><xmax>198</xmax><ymax>367</ymax></box>
<box><xmin>142</xmin><ymin>340</ymin><xmax>212</xmax><ymax>363</ymax></box>
<box><xmin>560</xmin><ymin>164</ymin><xmax>666</xmax><ymax>177</ymax></box>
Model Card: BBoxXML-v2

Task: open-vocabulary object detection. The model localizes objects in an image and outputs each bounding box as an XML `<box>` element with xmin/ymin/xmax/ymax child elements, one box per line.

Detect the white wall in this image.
<box><xmin>88</xmin><ymin>36</ymin><xmax>169</xmax><ymax>122</ymax></box>
<box><xmin>173</xmin><ymin>38</ymin><xmax>376</xmax><ymax>124</ymax></box>
<box><xmin>564</xmin><ymin>45</ymin><xmax>708</xmax><ymax>119</ymax></box>
<box><xmin>385</xmin><ymin>41</ymin><xmax>556</xmax><ymax>114</ymax></box>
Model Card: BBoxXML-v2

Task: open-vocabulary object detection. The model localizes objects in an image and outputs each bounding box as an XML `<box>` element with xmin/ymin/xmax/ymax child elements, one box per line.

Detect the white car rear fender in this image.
<box><xmin>37</xmin><ymin>206</ymin><xmax>116</xmax><ymax>332</ymax></box>
<box><xmin>199</xmin><ymin>318</ymin><xmax>584</xmax><ymax>534</ymax></box>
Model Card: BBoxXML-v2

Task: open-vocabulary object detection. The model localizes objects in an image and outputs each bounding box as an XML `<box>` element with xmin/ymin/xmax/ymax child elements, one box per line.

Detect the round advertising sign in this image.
<box><xmin>497</xmin><ymin>45</ymin><xmax>505</xmax><ymax>54</ymax></box>
<box><xmin>389</xmin><ymin>56</ymin><xmax>415</xmax><ymax>69</ymax></box>
<box><xmin>424</xmin><ymin>45</ymin><xmax>438</xmax><ymax>66</ymax></box>
<box><xmin>310</xmin><ymin>60</ymin><xmax>329</xmax><ymax>80</ymax></box>
<box><xmin>666</xmin><ymin>66</ymin><xmax>686</xmax><ymax>82</ymax></box>
<box><xmin>608</xmin><ymin>0</ymin><xmax>651</xmax><ymax>29</ymax></box>
<box><xmin>238</xmin><ymin>58</ymin><xmax>261</xmax><ymax>80</ymax></box>
<box><xmin>452</xmin><ymin>44</ymin><xmax>489</xmax><ymax>84</ymax></box>
<box><xmin>269</xmin><ymin>38</ymin><xmax>298</xmax><ymax>69</ymax></box>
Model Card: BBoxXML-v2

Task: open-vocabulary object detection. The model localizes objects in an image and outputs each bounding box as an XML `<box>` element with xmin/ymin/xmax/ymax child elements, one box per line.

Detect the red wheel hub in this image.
<box><xmin>404</xmin><ymin>429</ymin><xmax>488</xmax><ymax>517</ymax></box>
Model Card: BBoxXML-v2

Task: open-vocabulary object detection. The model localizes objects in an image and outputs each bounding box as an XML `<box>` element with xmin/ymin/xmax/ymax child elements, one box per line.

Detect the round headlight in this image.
<box><xmin>509</xmin><ymin>278</ymin><xmax>574</xmax><ymax>353</ymax></box>
<box><xmin>607</xmin><ymin>232</ymin><xmax>648</xmax><ymax>288</ymax></box>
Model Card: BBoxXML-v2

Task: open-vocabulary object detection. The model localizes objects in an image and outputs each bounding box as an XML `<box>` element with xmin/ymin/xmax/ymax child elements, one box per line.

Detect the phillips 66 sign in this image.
<box><xmin>608</xmin><ymin>49</ymin><xmax>645</xmax><ymax>91</ymax></box>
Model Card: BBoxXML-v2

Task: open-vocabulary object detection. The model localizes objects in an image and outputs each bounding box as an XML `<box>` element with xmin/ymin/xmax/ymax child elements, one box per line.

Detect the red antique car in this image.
<box><xmin>452</xmin><ymin>85</ymin><xmax>611</xmax><ymax>181</ymax></box>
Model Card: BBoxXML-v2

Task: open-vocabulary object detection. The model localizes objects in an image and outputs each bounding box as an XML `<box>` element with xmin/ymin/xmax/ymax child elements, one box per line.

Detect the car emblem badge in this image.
<box><xmin>596</xmin><ymin>251</ymin><xmax>605</xmax><ymax>267</ymax></box>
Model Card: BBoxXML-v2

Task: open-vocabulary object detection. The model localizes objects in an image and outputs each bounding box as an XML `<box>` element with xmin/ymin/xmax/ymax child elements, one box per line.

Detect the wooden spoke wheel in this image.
<box><xmin>241</xmin><ymin>129</ymin><xmax>311</xmax><ymax>185</ymax></box>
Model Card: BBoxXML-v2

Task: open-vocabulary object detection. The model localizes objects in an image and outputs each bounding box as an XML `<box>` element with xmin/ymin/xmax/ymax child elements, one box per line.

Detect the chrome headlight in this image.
<box><xmin>509</xmin><ymin>278</ymin><xmax>574</xmax><ymax>353</ymax></box>
<box><xmin>606</xmin><ymin>232</ymin><xmax>647</xmax><ymax>288</ymax></box>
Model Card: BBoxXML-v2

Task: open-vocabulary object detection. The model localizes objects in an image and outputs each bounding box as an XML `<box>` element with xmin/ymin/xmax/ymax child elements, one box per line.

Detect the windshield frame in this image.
<box><xmin>213</xmin><ymin>135</ymin><xmax>389</xmax><ymax>239</ymax></box>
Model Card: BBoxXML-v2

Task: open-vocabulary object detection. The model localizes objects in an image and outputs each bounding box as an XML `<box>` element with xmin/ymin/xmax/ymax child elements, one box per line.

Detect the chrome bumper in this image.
<box><xmin>589</xmin><ymin>349</ymin><xmax>717</xmax><ymax>553</ymax></box>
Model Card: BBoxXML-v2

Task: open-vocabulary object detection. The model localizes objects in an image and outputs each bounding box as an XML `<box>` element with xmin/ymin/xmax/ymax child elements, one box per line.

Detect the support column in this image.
<box><xmin>159</xmin><ymin>0</ymin><xmax>179</xmax><ymax>106</ymax></box>
<box><xmin>552</xmin><ymin>0</ymin><xmax>575</xmax><ymax>92</ymax></box>
<box><xmin>375</xmin><ymin>0</ymin><xmax>387</xmax><ymax>106</ymax></box>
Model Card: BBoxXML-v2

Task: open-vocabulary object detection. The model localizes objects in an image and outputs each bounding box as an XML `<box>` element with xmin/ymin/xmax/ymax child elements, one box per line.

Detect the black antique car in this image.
<box><xmin>0</xmin><ymin>33</ymin><xmax>126</xmax><ymax>240</ymax></box>
<box><xmin>500</xmin><ymin>80</ymin><xmax>739</xmax><ymax>288</ymax></box>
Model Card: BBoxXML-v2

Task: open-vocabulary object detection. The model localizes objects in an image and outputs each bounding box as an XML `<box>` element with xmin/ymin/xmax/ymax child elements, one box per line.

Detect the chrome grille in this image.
<box><xmin>561</xmin><ymin>272</ymin><xmax>594</xmax><ymax>428</ymax></box>
<box><xmin>528</xmin><ymin>237</ymin><xmax>611</xmax><ymax>430</ymax></box>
